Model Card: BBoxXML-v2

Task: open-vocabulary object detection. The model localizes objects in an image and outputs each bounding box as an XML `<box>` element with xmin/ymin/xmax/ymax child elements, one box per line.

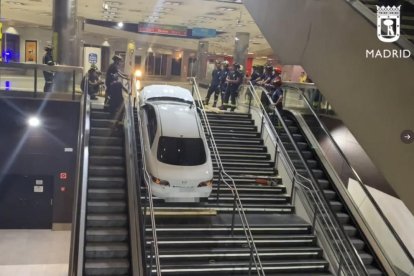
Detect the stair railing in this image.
<box><xmin>68</xmin><ymin>76</ymin><xmax>90</xmax><ymax>276</ymax></box>
<box><xmin>124</xmin><ymin>78</ymin><xmax>146</xmax><ymax>275</ymax></box>
<box><xmin>246</xmin><ymin>82</ymin><xmax>370</xmax><ymax>276</ymax></box>
<box><xmin>190</xmin><ymin>77</ymin><xmax>266</xmax><ymax>276</ymax></box>
<box><xmin>134</xmin><ymin>101</ymin><xmax>162</xmax><ymax>276</ymax></box>
<box><xmin>283</xmin><ymin>83</ymin><xmax>414</xmax><ymax>275</ymax></box>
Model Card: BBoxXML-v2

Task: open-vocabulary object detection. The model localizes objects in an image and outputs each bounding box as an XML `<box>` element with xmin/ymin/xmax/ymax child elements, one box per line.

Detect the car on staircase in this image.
<box><xmin>138</xmin><ymin>85</ymin><xmax>213</xmax><ymax>202</ymax></box>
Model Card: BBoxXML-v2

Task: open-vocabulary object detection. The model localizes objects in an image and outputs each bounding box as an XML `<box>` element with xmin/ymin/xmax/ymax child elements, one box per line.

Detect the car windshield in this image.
<box><xmin>157</xmin><ymin>136</ymin><xmax>206</xmax><ymax>166</ymax></box>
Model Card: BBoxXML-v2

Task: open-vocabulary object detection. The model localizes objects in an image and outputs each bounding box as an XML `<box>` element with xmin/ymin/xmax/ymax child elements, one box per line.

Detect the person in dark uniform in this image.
<box><xmin>204</xmin><ymin>60</ymin><xmax>222</xmax><ymax>107</ymax></box>
<box><xmin>221</xmin><ymin>63</ymin><xmax>243</xmax><ymax>112</ymax></box>
<box><xmin>81</xmin><ymin>65</ymin><xmax>103</xmax><ymax>100</ymax></box>
<box><xmin>250</xmin><ymin>66</ymin><xmax>261</xmax><ymax>85</ymax></box>
<box><xmin>105</xmin><ymin>55</ymin><xmax>128</xmax><ymax>104</ymax></box>
<box><xmin>269</xmin><ymin>77</ymin><xmax>284</xmax><ymax>114</ymax></box>
<box><xmin>42</xmin><ymin>46</ymin><xmax>55</xmax><ymax>92</ymax></box>
<box><xmin>219</xmin><ymin>61</ymin><xmax>230</xmax><ymax>104</ymax></box>
<box><xmin>257</xmin><ymin>65</ymin><xmax>274</xmax><ymax>87</ymax></box>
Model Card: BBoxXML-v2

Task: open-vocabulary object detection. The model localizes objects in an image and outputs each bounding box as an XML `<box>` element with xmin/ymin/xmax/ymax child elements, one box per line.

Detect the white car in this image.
<box><xmin>139</xmin><ymin>85</ymin><xmax>213</xmax><ymax>202</ymax></box>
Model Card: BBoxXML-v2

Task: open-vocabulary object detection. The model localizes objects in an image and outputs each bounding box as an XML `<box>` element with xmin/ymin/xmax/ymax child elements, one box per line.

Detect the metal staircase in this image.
<box><xmin>275</xmin><ymin>111</ymin><xmax>384</xmax><ymax>275</ymax></box>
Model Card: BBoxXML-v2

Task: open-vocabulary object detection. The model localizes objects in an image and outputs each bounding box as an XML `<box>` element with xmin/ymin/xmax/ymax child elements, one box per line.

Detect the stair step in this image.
<box><xmin>87</xmin><ymin>214</ymin><xmax>128</xmax><ymax>227</ymax></box>
<box><xmin>85</xmin><ymin>242</ymin><xmax>129</xmax><ymax>259</ymax></box>
<box><xmin>90</xmin><ymin>146</ymin><xmax>124</xmax><ymax>156</ymax></box>
<box><xmin>88</xmin><ymin>189</ymin><xmax>126</xmax><ymax>200</ymax></box>
<box><xmin>213</xmin><ymin>146</ymin><xmax>267</xmax><ymax>152</ymax></box>
<box><xmin>89</xmin><ymin>166</ymin><xmax>125</xmax><ymax>177</ymax></box>
<box><xmin>86</xmin><ymin>228</ymin><xmax>129</xmax><ymax>242</ymax></box>
<box><xmin>84</xmin><ymin>259</ymin><xmax>130</xmax><ymax>275</ymax></box>
<box><xmin>89</xmin><ymin>156</ymin><xmax>125</xmax><ymax>166</ymax></box>
<box><xmin>88</xmin><ymin>201</ymin><xmax>127</xmax><ymax>213</ymax></box>
<box><xmin>90</xmin><ymin>127</ymin><xmax>123</xmax><ymax>138</ymax></box>
<box><xmin>90</xmin><ymin>136</ymin><xmax>123</xmax><ymax>146</ymax></box>
<box><xmin>88</xmin><ymin>177</ymin><xmax>126</xmax><ymax>188</ymax></box>
<box><xmin>91</xmin><ymin>119</ymin><xmax>117</xmax><ymax>128</ymax></box>
<box><xmin>214</xmin><ymin>138</ymin><xmax>263</xmax><ymax>145</ymax></box>
<box><xmin>91</xmin><ymin>110</ymin><xmax>112</xmax><ymax>119</ymax></box>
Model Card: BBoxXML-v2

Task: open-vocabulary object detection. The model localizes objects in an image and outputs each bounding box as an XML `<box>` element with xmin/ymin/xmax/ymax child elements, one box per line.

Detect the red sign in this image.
<box><xmin>60</xmin><ymin>172</ymin><xmax>67</xmax><ymax>180</ymax></box>
<box><xmin>138</xmin><ymin>23</ymin><xmax>187</xmax><ymax>37</ymax></box>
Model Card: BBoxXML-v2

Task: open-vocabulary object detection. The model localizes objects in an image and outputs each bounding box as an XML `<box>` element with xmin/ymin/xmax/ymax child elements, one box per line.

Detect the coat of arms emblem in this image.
<box><xmin>377</xmin><ymin>5</ymin><xmax>401</xmax><ymax>43</ymax></box>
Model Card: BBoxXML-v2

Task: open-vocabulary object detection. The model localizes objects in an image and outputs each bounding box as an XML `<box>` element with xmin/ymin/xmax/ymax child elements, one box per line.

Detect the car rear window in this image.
<box><xmin>157</xmin><ymin>136</ymin><xmax>206</xmax><ymax>166</ymax></box>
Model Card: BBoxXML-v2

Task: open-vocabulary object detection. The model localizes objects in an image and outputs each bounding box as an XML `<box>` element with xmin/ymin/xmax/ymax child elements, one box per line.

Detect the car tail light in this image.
<box><xmin>198</xmin><ymin>179</ymin><xmax>213</xmax><ymax>188</ymax></box>
<box><xmin>151</xmin><ymin>175</ymin><xmax>170</xmax><ymax>186</ymax></box>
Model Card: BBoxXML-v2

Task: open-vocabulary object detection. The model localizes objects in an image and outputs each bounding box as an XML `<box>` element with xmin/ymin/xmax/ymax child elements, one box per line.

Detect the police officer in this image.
<box><xmin>105</xmin><ymin>55</ymin><xmax>128</xmax><ymax>104</ymax></box>
<box><xmin>221</xmin><ymin>63</ymin><xmax>243</xmax><ymax>112</ymax></box>
<box><xmin>219</xmin><ymin>61</ymin><xmax>230</xmax><ymax>104</ymax></box>
<box><xmin>257</xmin><ymin>65</ymin><xmax>274</xmax><ymax>87</ymax></box>
<box><xmin>204</xmin><ymin>60</ymin><xmax>222</xmax><ymax>107</ymax></box>
<box><xmin>250</xmin><ymin>65</ymin><xmax>261</xmax><ymax>85</ymax></box>
<box><xmin>42</xmin><ymin>46</ymin><xmax>55</xmax><ymax>92</ymax></box>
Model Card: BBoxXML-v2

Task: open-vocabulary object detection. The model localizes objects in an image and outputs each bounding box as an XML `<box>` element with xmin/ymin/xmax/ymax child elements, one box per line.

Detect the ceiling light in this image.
<box><xmin>5</xmin><ymin>27</ymin><xmax>19</xmax><ymax>35</ymax></box>
<box><xmin>27</xmin><ymin>116</ymin><xmax>41</xmax><ymax>127</ymax></box>
<box><xmin>102</xmin><ymin>40</ymin><xmax>110</xmax><ymax>47</ymax></box>
<box><xmin>117</xmin><ymin>22</ymin><xmax>124</xmax><ymax>27</ymax></box>
<box><xmin>6</xmin><ymin>1</ymin><xmax>25</xmax><ymax>5</ymax></box>
<box><xmin>164</xmin><ymin>1</ymin><xmax>182</xmax><ymax>5</ymax></box>
<box><xmin>235</xmin><ymin>37</ymin><xmax>239</xmax><ymax>41</ymax></box>
<box><xmin>103</xmin><ymin>3</ymin><xmax>109</xmax><ymax>10</ymax></box>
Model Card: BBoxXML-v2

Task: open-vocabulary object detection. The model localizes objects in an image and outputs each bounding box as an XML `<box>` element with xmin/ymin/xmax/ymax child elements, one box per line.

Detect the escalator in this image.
<box><xmin>84</xmin><ymin>109</ymin><xmax>130</xmax><ymax>275</ymax></box>
<box><xmin>272</xmin><ymin>110</ymin><xmax>385</xmax><ymax>276</ymax></box>
<box><xmin>243</xmin><ymin>0</ymin><xmax>414</xmax><ymax>214</ymax></box>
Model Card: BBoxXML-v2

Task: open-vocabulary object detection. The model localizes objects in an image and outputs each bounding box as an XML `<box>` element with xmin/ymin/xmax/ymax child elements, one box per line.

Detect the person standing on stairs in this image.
<box><xmin>105</xmin><ymin>55</ymin><xmax>128</xmax><ymax>104</ymax></box>
<box><xmin>219</xmin><ymin>61</ymin><xmax>230</xmax><ymax>104</ymax></box>
<box><xmin>220</xmin><ymin>63</ymin><xmax>243</xmax><ymax>112</ymax></box>
<box><xmin>204</xmin><ymin>60</ymin><xmax>222</xmax><ymax>107</ymax></box>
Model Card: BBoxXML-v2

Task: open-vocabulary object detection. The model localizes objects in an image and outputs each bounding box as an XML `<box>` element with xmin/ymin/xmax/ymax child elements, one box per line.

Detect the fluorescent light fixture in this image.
<box><xmin>27</xmin><ymin>116</ymin><xmax>41</xmax><ymax>127</ymax></box>
<box><xmin>117</xmin><ymin>21</ymin><xmax>124</xmax><ymax>27</ymax></box>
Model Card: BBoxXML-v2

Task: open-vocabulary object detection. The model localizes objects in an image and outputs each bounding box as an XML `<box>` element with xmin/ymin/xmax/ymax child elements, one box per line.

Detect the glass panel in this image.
<box><xmin>157</xmin><ymin>136</ymin><xmax>206</xmax><ymax>166</ymax></box>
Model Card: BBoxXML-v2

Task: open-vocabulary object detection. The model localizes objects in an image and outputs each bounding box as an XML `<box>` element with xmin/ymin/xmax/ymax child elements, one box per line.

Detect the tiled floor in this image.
<box><xmin>0</xmin><ymin>230</ymin><xmax>70</xmax><ymax>276</ymax></box>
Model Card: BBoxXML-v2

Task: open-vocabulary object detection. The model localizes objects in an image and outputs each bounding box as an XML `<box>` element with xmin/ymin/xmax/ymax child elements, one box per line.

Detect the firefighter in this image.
<box><xmin>221</xmin><ymin>63</ymin><xmax>243</xmax><ymax>112</ymax></box>
<box><xmin>204</xmin><ymin>60</ymin><xmax>222</xmax><ymax>107</ymax></box>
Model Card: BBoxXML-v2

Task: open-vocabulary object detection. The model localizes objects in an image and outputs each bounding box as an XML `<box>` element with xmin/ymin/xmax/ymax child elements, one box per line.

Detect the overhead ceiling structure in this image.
<box><xmin>1</xmin><ymin>0</ymin><xmax>273</xmax><ymax>55</ymax></box>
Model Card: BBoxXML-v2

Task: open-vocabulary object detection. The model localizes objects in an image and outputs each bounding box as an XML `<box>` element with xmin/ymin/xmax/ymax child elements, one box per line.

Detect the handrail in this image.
<box><xmin>285</xmin><ymin>84</ymin><xmax>414</xmax><ymax>266</ymax></box>
<box><xmin>124</xmin><ymin>78</ymin><xmax>145</xmax><ymax>275</ymax></box>
<box><xmin>247</xmin><ymin>82</ymin><xmax>370</xmax><ymax>275</ymax></box>
<box><xmin>68</xmin><ymin>76</ymin><xmax>90</xmax><ymax>276</ymax></box>
<box><xmin>0</xmin><ymin>62</ymin><xmax>83</xmax><ymax>72</ymax></box>
<box><xmin>190</xmin><ymin>77</ymin><xmax>266</xmax><ymax>275</ymax></box>
<box><xmin>134</xmin><ymin>98</ymin><xmax>162</xmax><ymax>276</ymax></box>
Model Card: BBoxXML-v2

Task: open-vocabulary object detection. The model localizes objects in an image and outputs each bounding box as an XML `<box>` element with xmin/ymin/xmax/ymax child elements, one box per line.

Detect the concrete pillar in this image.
<box><xmin>234</xmin><ymin>32</ymin><xmax>250</xmax><ymax>70</ymax></box>
<box><xmin>196</xmin><ymin>41</ymin><xmax>209</xmax><ymax>81</ymax></box>
<box><xmin>166</xmin><ymin>55</ymin><xmax>172</xmax><ymax>79</ymax></box>
<box><xmin>52</xmin><ymin>0</ymin><xmax>80</xmax><ymax>92</ymax></box>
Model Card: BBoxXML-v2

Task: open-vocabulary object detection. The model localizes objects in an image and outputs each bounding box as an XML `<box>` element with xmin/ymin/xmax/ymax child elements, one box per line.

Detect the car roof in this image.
<box><xmin>154</xmin><ymin>103</ymin><xmax>201</xmax><ymax>138</ymax></box>
<box><xmin>141</xmin><ymin>85</ymin><xmax>194</xmax><ymax>103</ymax></box>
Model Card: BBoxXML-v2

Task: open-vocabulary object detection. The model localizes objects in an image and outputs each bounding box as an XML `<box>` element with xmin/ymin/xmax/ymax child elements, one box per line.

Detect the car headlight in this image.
<box><xmin>151</xmin><ymin>175</ymin><xmax>170</xmax><ymax>186</ymax></box>
<box><xmin>198</xmin><ymin>179</ymin><xmax>213</xmax><ymax>188</ymax></box>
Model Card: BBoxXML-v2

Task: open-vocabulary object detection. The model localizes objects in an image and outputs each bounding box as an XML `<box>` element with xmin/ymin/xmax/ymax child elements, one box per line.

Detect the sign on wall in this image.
<box><xmin>25</xmin><ymin>40</ymin><xmax>37</xmax><ymax>63</ymax></box>
<box><xmin>83</xmin><ymin>46</ymin><xmax>102</xmax><ymax>74</ymax></box>
<box><xmin>138</xmin><ymin>23</ymin><xmax>187</xmax><ymax>37</ymax></box>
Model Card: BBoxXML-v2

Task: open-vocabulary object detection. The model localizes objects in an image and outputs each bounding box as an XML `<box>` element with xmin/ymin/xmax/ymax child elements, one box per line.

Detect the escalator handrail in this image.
<box><xmin>285</xmin><ymin>84</ymin><xmax>414</xmax><ymax>265</ymax></box>
<box><xmin>190</xmin><ymin>77</ymin><xmax>266</xmax><ymax>276</ymax></box>
<box><xmin>68</xmin><ymin>76</ymin><xmax>90</xmax><ymax>276</ymax></box>
<box><xmin>123</xmin><ymin>79</ymin><xmax>145</xmax><ymax>275</ymax></box>
<box><xmin>135</xmin><ymin>98</ymin><xmax>162</xmax><ymax>276</ymax></box>
<box><xmin>247</xmin><ymin>82</ymin><xmax>370</xmax><ymax>276</ymax></box>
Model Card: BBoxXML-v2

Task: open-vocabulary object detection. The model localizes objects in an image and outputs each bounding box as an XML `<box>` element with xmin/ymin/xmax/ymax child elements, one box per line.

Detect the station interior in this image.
<box><xmin>0</xmin><ymin>0</ymin><xmax>414</xmax><ymax>275</ymax></box>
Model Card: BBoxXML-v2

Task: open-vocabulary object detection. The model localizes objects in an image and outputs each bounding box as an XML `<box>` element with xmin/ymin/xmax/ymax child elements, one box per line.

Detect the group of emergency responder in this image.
<box><xmin>204</xmin><ymin>61</ymin><xmax>284</xmax><ymax>113</ymax></box>
<box><xmin>204</xmin><ymin>60</ymin><xmax>244</xmax><ymax>112</ymax></box>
